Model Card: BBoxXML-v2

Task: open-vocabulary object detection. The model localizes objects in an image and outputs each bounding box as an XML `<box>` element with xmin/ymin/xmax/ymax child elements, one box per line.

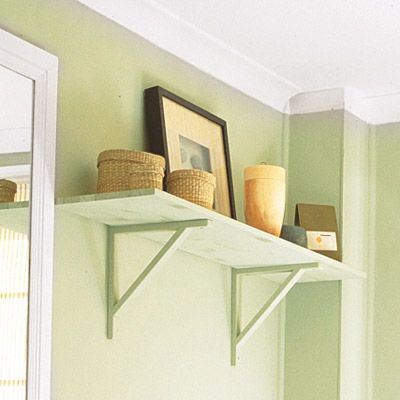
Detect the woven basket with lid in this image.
<box><xmin>129</xmin><ymin>164</ymin><xmax>164</xmax><ymax>190</ymax></box>
<box><xmin>167</xmin><ymin>169</ymin><xmax>216</xmax><ymax>209</ymax></box>
<box><xmin>97</xmin><ymin>149</ymin><xmax>165</xmax><ymax>193</ymax></box>
<box><xmin>0</xmin><ymin>179</ymin><xmax>17</xmax><ymax>203</ymax></box>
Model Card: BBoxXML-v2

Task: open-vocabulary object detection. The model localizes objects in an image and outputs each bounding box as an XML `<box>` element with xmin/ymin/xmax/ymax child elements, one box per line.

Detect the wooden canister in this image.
<box><xmin>244</xmin><ymin>165</ymin><xmax>286</xmax><ymax>236</ymax></box>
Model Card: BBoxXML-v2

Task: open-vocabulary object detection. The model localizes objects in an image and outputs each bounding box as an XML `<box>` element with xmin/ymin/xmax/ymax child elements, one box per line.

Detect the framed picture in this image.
<box><xmin>145</xmin><ymin>86</ymin><xmax>236</xmax><ymax>219</ymax></box>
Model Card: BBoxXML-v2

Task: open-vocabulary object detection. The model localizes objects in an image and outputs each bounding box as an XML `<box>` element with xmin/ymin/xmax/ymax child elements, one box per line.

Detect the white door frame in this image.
<box><xmin>0</xmin><ymin>29</ymin><xmax>58</xmax><ymax>400</ymax></box>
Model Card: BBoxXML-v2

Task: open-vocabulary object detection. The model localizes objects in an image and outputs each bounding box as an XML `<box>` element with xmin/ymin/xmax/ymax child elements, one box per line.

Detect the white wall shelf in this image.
<box><xmin>56</xmin><ymin>189</ymin><xmax>364</xmax><ymax>281</ymax></box>
<box><xmin>1</xmin><ymin>189</ymin><xmax>365</xmax><ymax>365</ymax></box>
<box><xmin>55</xmin><ymin>189</ymin><xmax>365</xmax><ymax>365</ymax></box>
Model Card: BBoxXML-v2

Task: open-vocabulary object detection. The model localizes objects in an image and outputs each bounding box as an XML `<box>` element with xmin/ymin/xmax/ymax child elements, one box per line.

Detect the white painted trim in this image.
<box><xmin>359</xmin><ymin>93</ymin><xmax>400</xmax><ymax>125</ymax></box>
<box><xmin>277</xmin><ymin>301</ymin><xmax>286</xmax><ymax>400</ymax></box>
<box><xmin>77</xmin><ymin>0</ymin><xmax>299</xmax><ymax>112</ymax></box>
<box><xmin>75</xmin><ymin>0</ymin><xmax>400</xmax><ymax>124</ymax></box>
<box><xmin>289</xmin><ymin>88</ymin><xmax>345</xmax><ymax>115</ymax></box>
<box><xmin>0</xmin><ymin>28</ymin><xmax>58</xmax><ymax>400</ymax></box>
<box><xmin>288</xmin><ymin>88</ymin><xmax>400</xmax><ymax>125</ymax></box>
<box><xmin>343</xmin><ymin>89</ymin><xmax>400</xmax><ymax>125</ymax></box>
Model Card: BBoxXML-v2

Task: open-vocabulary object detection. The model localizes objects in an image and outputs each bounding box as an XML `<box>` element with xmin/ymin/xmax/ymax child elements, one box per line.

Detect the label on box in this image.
<box><xmin>306</xmin><ymin>231</ymin><xmax>337</xmax><ymax>251</ymax></box>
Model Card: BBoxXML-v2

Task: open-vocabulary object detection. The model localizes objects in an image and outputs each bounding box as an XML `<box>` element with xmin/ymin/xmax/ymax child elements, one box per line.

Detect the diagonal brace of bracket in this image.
<box><xmin>106</xmin><ymin>219</ymin><xmax>208</xmax><ymax>339</ymax></box>
<box><xmin>230</xmin><ymin>262</ymin><xmax>319</xmax><ymax>365</ymax></box>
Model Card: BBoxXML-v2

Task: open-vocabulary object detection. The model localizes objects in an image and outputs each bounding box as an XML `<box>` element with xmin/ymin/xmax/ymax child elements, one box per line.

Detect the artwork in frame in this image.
<box><xmin>145</xmin><ymin>86</ymin><xmax>236</xmax><ymax>219</ymax></box>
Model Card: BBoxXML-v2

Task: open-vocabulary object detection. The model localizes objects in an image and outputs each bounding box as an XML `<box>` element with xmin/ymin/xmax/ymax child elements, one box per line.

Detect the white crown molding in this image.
<box><xmin>355</xmin><ymin>93</ymin><xmax>400</xmax><ymax>125</ymax></box>
<box><xmin>78</xmin><ymin>0</ymin><xmax>400</xmax><ymax>124</ymax></box>
<box><xmin>77</xmin><ymin>0</ymin><xmax>299</xmax><ymax>112</ymax></box>
<box><xmin>288</xmin><ymin>88</ymin><xmax>400</xmax><ymax>125</ymax></box>
<box><xmin>289</xmin><ymin>88</ymin><xmax>345</xmax><ymax>115</ymax></box>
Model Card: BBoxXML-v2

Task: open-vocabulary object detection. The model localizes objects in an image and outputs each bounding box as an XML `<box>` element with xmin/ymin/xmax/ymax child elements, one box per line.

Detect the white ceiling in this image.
<box><xmin>152</xmin><ymin>0</ymin><xmax>400</xmax><ymax>97</ymax></box>
<box><xmin>79</xmin><ymin>0</ymin><xmax>400</xmax><ymax>123</ymax></box>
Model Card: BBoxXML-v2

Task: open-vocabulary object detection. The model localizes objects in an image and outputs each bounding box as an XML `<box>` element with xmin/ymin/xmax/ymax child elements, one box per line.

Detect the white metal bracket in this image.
<box><xmin>230</xmin><ymin>262</ymin><xmax>319</xmax><ymax>365</ymax></box>
<box><xmin>106</xmin><ymin>219</ymin><xmax>208</xmax><ymax>338</ymax></box>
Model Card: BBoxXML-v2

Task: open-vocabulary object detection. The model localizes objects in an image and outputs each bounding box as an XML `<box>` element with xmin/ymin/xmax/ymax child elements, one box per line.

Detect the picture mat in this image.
<box><xmin>162</xmin><ymin>97</ymin><xmax>231</xmax><ymax>217</ymax></box>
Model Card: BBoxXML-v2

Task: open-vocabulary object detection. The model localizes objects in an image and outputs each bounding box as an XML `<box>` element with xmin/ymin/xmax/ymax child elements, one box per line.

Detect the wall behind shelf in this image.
<box><xmin>285</xmin><ymin>110</ymin><xmax>370</xmax><ymax>400</ymax></box>
<box><xmin>53</xmin><ymin>211</ymin><xmax>281</xmax><ymax>399</ymax></box>
<box><xmin>0</xmin><ymin>0</ymin><xmax>283</xmax><ymax>222</ymax></box>
<box><xmin>0</xmin><ymin>1</ymin><xmax>285</xmax><ymax>399</ymax></box>
<box><xmin>285</xmin><ymin>110</ymin><xmax>344</xmax><ymax>400</ymax></box>
<box><xmin>372</xmin><ymin>123</ymin><xmax>400</xmax><ymax>399</ymax></box>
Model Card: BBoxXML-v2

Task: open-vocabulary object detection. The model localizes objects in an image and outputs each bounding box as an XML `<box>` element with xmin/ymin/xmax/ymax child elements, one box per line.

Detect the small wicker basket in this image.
<box><xmin>129</xmin><ymin>164</ymin><xmax>164</xmax><ymax>190</ymax></box>
<box><xmin>97</xmin><ymin>149</ymin><xmax>165</xmax><ymax>193</ymax></box>
<box><xmin>0</xmin><ymin>179</ymin><xmax>17</xmax><ymax>203</ymax></box>
<box><xmin>167</xmin><ymin>169</ymin><xmax>216</xmax><ymax>209</ymax></box>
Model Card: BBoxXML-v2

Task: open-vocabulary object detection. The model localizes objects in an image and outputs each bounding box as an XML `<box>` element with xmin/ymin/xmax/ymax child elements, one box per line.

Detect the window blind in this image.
<box><xmin>0</xmin><ymin>183</ymin><xmax>30</xmax><ymax>400</ymax></box>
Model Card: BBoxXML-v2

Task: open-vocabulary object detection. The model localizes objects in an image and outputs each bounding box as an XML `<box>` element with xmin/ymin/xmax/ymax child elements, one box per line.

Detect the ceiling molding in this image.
<box><xmin>78</xmin><ymin>0</ymin><xmax>400</xmax><ymax>125</ymax></box>
<box><xmin>289</xmin><ymin>88</ymin><xmax>345</xmax><ymax>115</ymax></box>
<box><xmin>289</xmin><ymin>88</ymin><xmax>400</xmax><ymax>125</ymax></box>
<box><xmin>351</xmin><ymin>93</ymin><xmax>400</xmax><ymax>126</ymax></box>
<box><xmin>77</xmin><ymin>0</ymin><xmax>299</xmax><ymax>112</ymax></box>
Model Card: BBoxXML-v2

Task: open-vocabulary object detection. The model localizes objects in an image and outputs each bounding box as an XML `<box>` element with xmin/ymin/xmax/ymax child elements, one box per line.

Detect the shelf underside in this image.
<box><xmin>57</xmin><ymin>189</ymin><xmax>365</xmax><ymax>283</ymax></box>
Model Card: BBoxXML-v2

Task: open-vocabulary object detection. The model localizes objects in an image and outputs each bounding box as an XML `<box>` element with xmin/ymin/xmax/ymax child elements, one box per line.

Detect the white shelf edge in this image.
<box><xmin>55</xmin><ymin>189</ymin><xmax>366</xmax><ymax>282</ymax></box>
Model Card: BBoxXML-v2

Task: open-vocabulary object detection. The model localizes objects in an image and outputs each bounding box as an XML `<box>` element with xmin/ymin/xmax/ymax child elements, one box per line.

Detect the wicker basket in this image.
<box><xmin>0</xmin><ymin>179</ymin><xmax>17</xmax><ymax>203</ymax></box>
<box><xmin>97</xmin><ymin>149</ymin><xmax>165</xmax><ymax>193</ymax></box>
<box><xmin>129</xmin><ymin>164</ymin><xmax>164</xmax><ymax>190</ymax></box>
<box><xmin>167</xmin><ymin>169</ymin><xmax>216</xmax><ymax>209</ymax></box>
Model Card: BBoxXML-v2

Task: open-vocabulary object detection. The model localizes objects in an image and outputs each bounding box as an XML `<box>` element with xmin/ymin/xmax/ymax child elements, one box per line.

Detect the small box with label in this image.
<box><xmin>295</xmin><ymin>203</ymin><xmax>341</xmax><ymax>261</ymax></box>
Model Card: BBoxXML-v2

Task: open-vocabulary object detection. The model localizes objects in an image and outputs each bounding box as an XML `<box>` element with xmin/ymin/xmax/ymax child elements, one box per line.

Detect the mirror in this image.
<box><xmin>0</xmin><ymin>64</ymin><xmax>33</xmax><ymax>400</ymax></box>
<box><xmin>0</xmin><ymin>29</ymin><xmax>58</xmax><ymax>400</ymax></box>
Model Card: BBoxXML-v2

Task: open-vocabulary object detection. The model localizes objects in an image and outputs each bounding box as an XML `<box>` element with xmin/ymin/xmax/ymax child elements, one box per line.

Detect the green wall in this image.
<box><xmin>1</xmin><ymin>2</ymin><xmax>378</xmax><ymax>399</ymax></box>
<box><xmin>0</xmin><ymin>0</ymin><xmax>283</xmax><ymax>222</ymax></box>
<box><xmin>286</xmin><ymin>110</ymin><xmax>344</xmax><ymax>224</ymax></box>
<box><xmin>285</xmin><ymin>110</ymin><xmax>344</xmax><ymax>400</ymax></box>
<box><xmin>373</xmin><ymin>122</ymin><xmax>400</xmax><ymax>400</ymax></box>
<box><xmin>285</xmin><ymin>282</ymin><xmax>341</xmax><ymax>400</ymax></box>
<box><xmin>340</xmin><ymin>112</ymin><xmax>369</xmax><ymax>400</ymax></box>
<box><xmin>285</xmin><ymin>110</ymin><xmax>370</xmax><ymax>400</ymax></box>
<box><xmin>0</xmin><ymin>1</ymin><xmax>285</xmax><ymax>399</ymax></box>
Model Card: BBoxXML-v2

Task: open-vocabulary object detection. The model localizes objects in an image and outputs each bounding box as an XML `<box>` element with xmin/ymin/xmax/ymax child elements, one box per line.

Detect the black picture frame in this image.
<box><xmin>145</xmin><ymin>86</ymin><xmax>236</xmax><ymax>219</ymax></box>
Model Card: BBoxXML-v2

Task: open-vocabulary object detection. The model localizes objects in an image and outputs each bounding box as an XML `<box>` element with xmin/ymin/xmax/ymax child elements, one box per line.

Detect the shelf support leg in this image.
<box><xmin>230</xmin><ymin>263</ymin><xmax>318</xmax><ymax>365</ymax></box>
<box><xmin>230</xmin><ymin>269</ymin><xmax>238</xmax><ymax>366</ymax></box>
<box><xmin>237</xmin><ymin>268</ymin><xmax>304</xmax><ymax>348</ymax></box>
<box><xmin>106</xmin><ymin>219</ymin><xmax>208</xmax><ymax>339</ymax></box>
<box><xmin>114</xmin><ymin>227</ymin><xmax>192</xmax><ymax>314</ymax></box>
<box><xmin>106</xmin><ymin>226</ymin><xmax>115</xmax><ymax>339</ymax></box>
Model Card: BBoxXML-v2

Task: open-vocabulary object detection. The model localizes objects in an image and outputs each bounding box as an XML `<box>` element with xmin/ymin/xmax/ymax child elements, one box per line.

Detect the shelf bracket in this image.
<box><xmin>106</xmin><ymin>219</ymin><xmax>208</xmax><ymax>339</ymax></box>
<box><xmin>230</xmin><ymin>262</ymin><xmax>319</xmax><ymax>365</ymax></box>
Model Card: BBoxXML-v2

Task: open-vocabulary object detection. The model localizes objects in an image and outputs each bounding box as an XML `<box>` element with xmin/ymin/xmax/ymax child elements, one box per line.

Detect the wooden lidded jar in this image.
<box><xmin>244</xmin><ymin>164</ymin><xmax>286</xmax><ymax>236</ymax></box>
